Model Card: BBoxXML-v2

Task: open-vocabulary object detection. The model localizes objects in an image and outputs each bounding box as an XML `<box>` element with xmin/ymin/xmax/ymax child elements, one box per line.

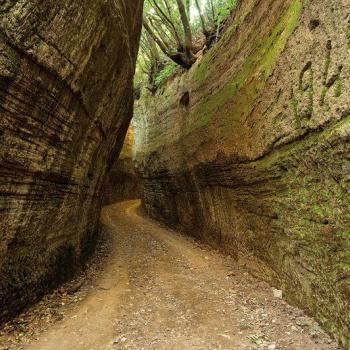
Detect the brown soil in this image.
<box><xmin>0</xmin><ymin>201</ymin><xmax>341</xmax><ymax>350</ymax></box>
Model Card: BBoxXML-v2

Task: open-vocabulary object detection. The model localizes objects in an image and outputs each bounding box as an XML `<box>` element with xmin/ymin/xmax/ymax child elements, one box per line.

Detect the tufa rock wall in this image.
<box><xmin>103</xmin><ymin>126</ymin><xmax>142</xmax><ymax>204</ymax></box>
<box><xmin>0</xmin><ymin>0</ymin><xmax>143</xmax><ymax>321</ymax></box>
<box><xmin>134</xmin><ymin>0</ymin><xmax>350</xmax><ymax>347</ymax></box>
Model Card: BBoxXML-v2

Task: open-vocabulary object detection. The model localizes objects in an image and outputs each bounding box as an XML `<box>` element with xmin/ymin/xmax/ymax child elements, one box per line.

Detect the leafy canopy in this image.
<box><xmin>136</xmin><ymin>0</ymin><xmax>238</xmax><ymax>91</ymax></box>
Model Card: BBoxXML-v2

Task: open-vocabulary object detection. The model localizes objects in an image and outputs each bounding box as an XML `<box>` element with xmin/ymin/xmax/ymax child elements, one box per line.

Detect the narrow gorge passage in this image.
<box><xmin>11</xmin><ymin>201</ymin><xmax>338</xmax><ymax>350</ymax></box>
<box><xmin>1</xmin><ymin>0</ymin><xmax>349</xmax><ymax>349</ymax></box>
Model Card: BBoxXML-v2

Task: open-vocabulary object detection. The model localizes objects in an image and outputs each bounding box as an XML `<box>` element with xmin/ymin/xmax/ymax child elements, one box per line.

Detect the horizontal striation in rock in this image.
<box><xmin>0</xmin><ymin>0</ymin><xmax>143</xmax><ymax>321</ymax></box>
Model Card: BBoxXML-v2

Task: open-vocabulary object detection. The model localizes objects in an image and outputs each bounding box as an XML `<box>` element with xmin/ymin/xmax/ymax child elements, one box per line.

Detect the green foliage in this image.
<box><xmin>216</xmin><ymin>0</ymin><xmax>237</xmax><ymax>23</ymax></box>
<box><xmin>154</xmin><ymin>62</ymin><xmax>178</xmax><ymax>88</ymax></box>
<box><xmin>138</xmin><ymin>0</ymin><xmax>239</xmax><ymax>91</ymax></box>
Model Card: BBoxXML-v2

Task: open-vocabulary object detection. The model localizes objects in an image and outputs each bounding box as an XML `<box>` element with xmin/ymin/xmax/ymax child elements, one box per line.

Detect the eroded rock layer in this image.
<box><xmin>0</xmin><ymin>0</ymin><xmax>142</xmax><ymax>320</ymax></box>
<box><xmin>134</xmin><ymin>0</ymin><xmax>350</xmax><ymax>347</ymax></box>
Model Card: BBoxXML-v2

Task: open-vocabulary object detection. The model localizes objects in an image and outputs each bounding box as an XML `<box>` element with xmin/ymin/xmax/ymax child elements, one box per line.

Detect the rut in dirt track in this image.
<box><xmin>24</xmin><ymin>200</ymin><xmax>339</xmax><ymax>350</ymax></box>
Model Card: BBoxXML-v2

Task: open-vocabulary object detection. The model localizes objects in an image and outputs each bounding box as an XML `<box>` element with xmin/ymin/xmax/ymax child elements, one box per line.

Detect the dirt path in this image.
<box><xmin>5</xmin><ymin>201</ymin><xmax>341</xmax><ymax>350</ymax></box>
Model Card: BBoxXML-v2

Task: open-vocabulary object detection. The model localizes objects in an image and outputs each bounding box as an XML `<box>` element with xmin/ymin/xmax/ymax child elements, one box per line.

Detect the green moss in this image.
<box><xmin>154</xmin><ymin>62</ymin><xmax>178</xmax><ymax>88</ymax></box>
<box><xmin>194</xmin><ymin>55</ymin><xmax>211</xmax><ymax>87</ymax></box>
<box><xmin>190</xmin><ymin>0</ymin><xmax>303</xmax><ymax>134</ymax></box>
<box><xmin>193</xmin><ymin>2</ymin><xmax>249</xmax><ymax>87</ymax></box>
<box><xmin>346</xmin><ymin>23</ymin><xmax>350</xmax><ymax>49</ymax></box>
<box><xmin>340</xmin><ymin>231</ymin><xmax>350</xmax><ymax>240</ymax></box>
<box><xmin>334</xmin><ymin>78</ymin><xmax>342</xmax><ymax>97</ymax></box>
<box><xmin>261</xmin><ymin>0</ymin><xmax>303</xmax><ymax>77</ymax></box>
<box><xmin>137</xmin><ymin>0</ymin><xmax>305</xmax><ymax>154</ymax></box>
<box><xmin>257</xmin><ymin>114</ymin><xmax>350</xmax><ymax>169</ymax></box>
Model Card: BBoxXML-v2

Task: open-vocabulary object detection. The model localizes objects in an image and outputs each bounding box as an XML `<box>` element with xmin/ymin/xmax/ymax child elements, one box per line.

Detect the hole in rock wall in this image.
<box><xmin>179</xmin><ymin>91</ymin><xmax>190</xmax><ymax>107</ymax></box>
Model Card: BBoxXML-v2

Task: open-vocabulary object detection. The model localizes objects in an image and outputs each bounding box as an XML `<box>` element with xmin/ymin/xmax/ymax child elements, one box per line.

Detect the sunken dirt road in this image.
<box><xmin>1</xmin><ymin>201</ymin><xmax>341</xmax><ymax>350</ymax></box>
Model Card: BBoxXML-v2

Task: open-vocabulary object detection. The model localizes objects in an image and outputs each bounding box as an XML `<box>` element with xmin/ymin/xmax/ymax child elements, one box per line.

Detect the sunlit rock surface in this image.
<box><xmin>0</xmin><ymin>0</ymin><xmax>142</xmax><ymax>321</ymax></box>
<box><xmin>104</xmin><ymin>126</ymin><xmax>141</xmax><ymax>204</ymax></box>
<box><xmin>134</xmin><ymin>0</ymin><xmax>350</xmax><ymax>347</ymax></box>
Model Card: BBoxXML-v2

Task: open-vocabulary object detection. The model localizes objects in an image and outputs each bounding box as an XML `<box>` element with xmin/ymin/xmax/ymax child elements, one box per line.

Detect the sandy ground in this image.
<box><xmin>0</xmin><ymin>200</ymin><xmax>341</xmax><ymax>350</ymax></box>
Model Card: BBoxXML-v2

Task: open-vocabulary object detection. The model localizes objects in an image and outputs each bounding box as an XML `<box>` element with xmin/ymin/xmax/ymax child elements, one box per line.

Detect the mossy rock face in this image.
<box><xmin>0</xmin><ymin>0</ymin><xmax>143</xmax><ymax>322</ymax></box>
<box><xmin>134</xmin><ymin>0</ymin><xmax>350</xmax><ymax>347</ymax></box>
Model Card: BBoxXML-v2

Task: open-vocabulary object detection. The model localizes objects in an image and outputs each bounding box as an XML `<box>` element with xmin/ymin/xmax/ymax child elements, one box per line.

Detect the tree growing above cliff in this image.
<box><xmin>139</xmin><ymin>0</ymin><xmax>238</xmax><ymax>91</ymax></box>
<box><xmin>142</xmin><ymin>0</ymin><xmax>196</xmax><ymax>69</ymax></box>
